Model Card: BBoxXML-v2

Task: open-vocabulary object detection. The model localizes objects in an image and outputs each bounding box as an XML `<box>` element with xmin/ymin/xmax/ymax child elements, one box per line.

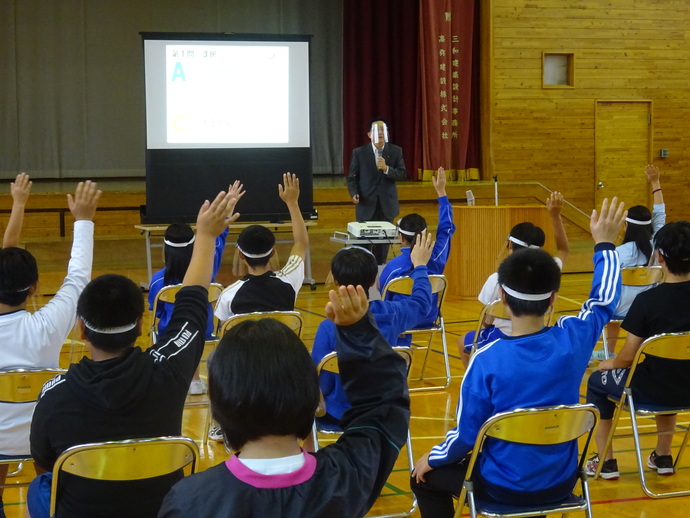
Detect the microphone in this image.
<box><xmin>375</xmin><ymin>148</ymin><xmax>385</xmax><ymax>170</ymax></box>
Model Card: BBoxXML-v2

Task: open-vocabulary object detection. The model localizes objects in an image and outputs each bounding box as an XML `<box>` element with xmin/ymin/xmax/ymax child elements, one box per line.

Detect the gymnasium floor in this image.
<box><xmin>3</xmin><ymin>269</ymin><xmax>689</xmax><ymax>517</ymax></box>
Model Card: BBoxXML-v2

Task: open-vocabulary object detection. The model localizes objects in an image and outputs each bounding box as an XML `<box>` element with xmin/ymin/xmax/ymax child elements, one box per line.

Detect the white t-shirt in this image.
<box><xmin>0</xmin><ymin>221</ymin><xmax>93</xmax><ymax>454</ymax></box>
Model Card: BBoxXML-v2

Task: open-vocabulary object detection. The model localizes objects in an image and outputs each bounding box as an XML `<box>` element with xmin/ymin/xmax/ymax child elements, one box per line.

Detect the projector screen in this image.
<box><xmin>144</xmin><ymin>38</ymin><xmax>310</xmax><ymax>149</ymax></box>
<box><xmin>140</xmin><ymin>33</ymin><xmax>315</xmax><ymax>223</ymax></box>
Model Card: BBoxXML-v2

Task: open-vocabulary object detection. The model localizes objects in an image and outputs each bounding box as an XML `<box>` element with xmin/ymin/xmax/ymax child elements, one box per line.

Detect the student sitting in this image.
<box><xmin>378</xmin><ymin>167</ymin><xmax>456</xmax><ymax>340</ymax></box>
<box><xmin>27</xmin><ymin>190</ymin><xmax>240</xmax><ymax>518</ymax></box>
<box><xmin>148</xmin><ymin>181</ymin><xmax>244</xmax><ymax>394</ymax></box>
<box><xmin>159</xmin><ymin>284</ymin><xmax>411</xmax><ymax>518</ymax></box>
<box><xmin>214</xmin><ymin>173</ymin><xmax>308</xmax><ymax>322</ymax></box>
<box><xmin>0</xmin><ymin>175</ymin><xmax>99</xmax><ymax>518</ymax></box>
<box><xmin>594</xmin><ymin>164</ymin><xmax>666</xmax><ymax>360</ymax></box>
<box><xmin>411</xmin><ymin>198</ymin><xmax>625</xmax><ymax>518</ymax></box>
<box><xmin>310</xmin><ymin>232</ymin><xmax>433</xmax><ymax>427</ymax></box>
<box><xmin>459</xmin><ymin>191</ymin><xmax>569</xmax><ymax>367</ymax></box>
<box><xmin>585</xmin><ymin>220</ymin><xmax>690</xmax><ymax>480</ymax></box>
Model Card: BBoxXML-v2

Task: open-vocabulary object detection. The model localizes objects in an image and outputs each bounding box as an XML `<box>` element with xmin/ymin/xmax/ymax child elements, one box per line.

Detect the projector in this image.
<box><xmin>347</xmin><ymin>221</ymin><xmax>398</xmax><ymax>238</ymax></box>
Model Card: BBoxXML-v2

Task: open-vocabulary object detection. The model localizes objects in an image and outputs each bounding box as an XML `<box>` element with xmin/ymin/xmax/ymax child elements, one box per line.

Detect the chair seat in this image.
<box><xmin>475</xmin><ymin>493</ymin><xmax>587</xmax><ymax>517</ymax></box>
<box><xmin>315</xmin><ymin>418</ymin><xmax>343</xmax><ymax>433</ymax></box>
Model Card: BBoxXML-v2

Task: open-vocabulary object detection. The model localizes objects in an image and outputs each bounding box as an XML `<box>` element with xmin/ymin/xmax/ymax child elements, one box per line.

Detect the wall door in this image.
<box><xmin>595</xmin><ymin>101</ymin><xmax>652</xmax><ymax>209</ymax></box>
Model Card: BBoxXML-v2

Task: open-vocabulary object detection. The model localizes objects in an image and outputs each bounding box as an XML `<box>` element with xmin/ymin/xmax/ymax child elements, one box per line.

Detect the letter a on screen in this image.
<box><xmin>171</xmin><ymin>62</ymin><xmax>186</xmax><ymax>81</ymax></box>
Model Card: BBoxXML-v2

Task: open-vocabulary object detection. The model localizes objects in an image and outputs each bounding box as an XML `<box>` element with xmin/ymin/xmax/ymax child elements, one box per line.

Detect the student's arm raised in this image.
<box><xmin>279</xmin><ymin>172</ymin><xmax>309</xmax><ymax>261</ymax></box>
<box><xmin>183</xmin><ymin>191</ymin><xmax>240</xmax><ymax>289</ymax></box>
<box><xmin>547</xmin><ymin>191</ymin><xmax>569</xmax><ymax>264</ymax></box>
<box><xmin>3</xmin><ymin>172</ymin><xmax>32</xmax><ymax>248</ymax></box>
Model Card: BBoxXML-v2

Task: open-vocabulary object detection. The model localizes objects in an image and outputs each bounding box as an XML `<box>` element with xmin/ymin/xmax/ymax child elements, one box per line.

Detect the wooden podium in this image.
<box><xmin>445</xmin><ymin>206</ymin><xmax>554</xmax><ymax>298</ymax></box>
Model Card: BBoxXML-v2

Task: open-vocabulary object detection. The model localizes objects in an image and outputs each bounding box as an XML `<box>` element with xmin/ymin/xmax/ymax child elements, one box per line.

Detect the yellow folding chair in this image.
<box><xmin>150</xmin><ymin>282</ymin><xmax>224</xmax><ymax>346</ymax></box>
<box><xmin>49</xmin><ymin>436</ymin><xmax>199</xmax><ymax>516</ymax></box>
<box><xmin>470</xmin><ymin>298</ymin><xmax>554</xmax><ymax>356</ymax></box>
<box><xmin>311</xmin><ymin>347</ymin><xmax>416</xmax><ymax>517</ymax></box>
<box><xmin>595</xmin><ymin>332</ymin><xmax>690</xmax><ymax>498</ymax></box>
<box><xmin>456</xmin><ymin>404</ymin><xmax>598</xmax><ymax>518</ymax></box>
<box><xmin>218</xmin><ymin>310</ymin><xmax>304</xmax><ymax>339</ymax></box>
<box><xmin>381</xmin><ymin>274</ymin><xmax>450</xmax><ymax>391</ymax></box>
<box><xmin>0</xmin><ymin>368</ymin><xmax>66</xmax><ymax>487</ymax></box>
<box><xmin>596</xmin><ymin>266</ymin><xmax>664</xmax><ymax>360</ymax></box>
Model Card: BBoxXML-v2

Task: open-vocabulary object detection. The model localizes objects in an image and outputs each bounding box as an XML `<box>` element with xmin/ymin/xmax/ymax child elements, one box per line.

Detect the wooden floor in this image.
<box><xmin>3</xmin><ymin>268</ymin><xmax>690</xmax><ymax>517</ymax></box>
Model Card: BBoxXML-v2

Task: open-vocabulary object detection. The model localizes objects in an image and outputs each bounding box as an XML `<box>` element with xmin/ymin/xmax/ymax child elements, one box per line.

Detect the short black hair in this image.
<box><xmin>398</xmin><ymin>213</ymin><xmax>427</xmax><ymax>247</ymax></box>
<box><xmin>77</xmin><ymin>274</ymin><xmax>144</xmax><ymax>353</ymax></box>
<box><xmin>237</xmin><ymin>225</ymin><xmax>275</xmax><ymax>268</ymax></box>
<box><xmin>163</xmin><ymin>223</ymin><xmax>195</xmax><ymax>285</ymax></box>
<box><xmin>330</xmin><ymin>247</ymin><xmax>378</xmax><ymax>291</ymax></box>
<box><xmin>509</xmin><ymin>222</ymin><xmax>546</xmax><ymax>250</ymax></box>
<box><xmin>0</xmin><ymin>248</ymin><xmax>38</xmax><ymax>306</ymax></box>
<box><xmin>623</xmin><ymin>205</ymin><xmax>653</xmax><ymax>262</ymax></box>
<box><xmin>498</xmin><ymin>248</ymin><xmax>560</xmax><ymax>317</ymax></box>
<box><xmin>209</xmin><ymin>318</ymin><xmax>319</xmax><ymax>451</ymax></box>
<box><xmin>655</xmin><ymin>221</ymin><xmax>690</xmax><ymax>275</ymax></box>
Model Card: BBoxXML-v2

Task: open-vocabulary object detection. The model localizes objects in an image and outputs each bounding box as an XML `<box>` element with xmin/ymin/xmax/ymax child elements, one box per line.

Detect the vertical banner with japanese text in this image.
<box><xmin>418</xmin><ymin>0</ymin><xmax>480</xmax><ymax>181</ymax></box>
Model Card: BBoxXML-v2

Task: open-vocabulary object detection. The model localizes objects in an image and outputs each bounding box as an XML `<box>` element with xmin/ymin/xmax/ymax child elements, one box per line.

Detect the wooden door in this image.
<box><xmin>595</xmin><ymin>101</ymin><xmax>652</xmax><ymax>209</ymax></box>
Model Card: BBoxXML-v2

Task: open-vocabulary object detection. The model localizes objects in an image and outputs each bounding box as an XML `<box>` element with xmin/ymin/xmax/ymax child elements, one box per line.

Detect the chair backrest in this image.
<box><xmin>465</xmin><ymin>404</ymin><xmax>599</xmax><ymax>485</ymax></box>
<box><xmin>627</xmin><ymin>332</ymin><xmax>690</xmax><ymax>385</ymax></box>
<box><xmin>0</xmin><ymin>368</ymin><xmax>66</xmax><ymax>404</ymax></box>
<box><xmin>50</xmin><ymin>436</ymin><xmax>199</xmax><ymax>514</ymax></box>
<box><xmin>219</xmin><ymin>310</ymin><xmax>304</xmax><ymax>339</ymax></box>
<box><xmin>620</xmin><ymin>266</ymin><xmax>664</xmax><ymax>287</ymax></box>
<box><xmin>471</xmin><ymin>298</ymin><xmax>554</xmax><ymax>349</ymax></box>
<box><xmin>381</xmin><ymin>274</ymin><xmax>448</xmax><ymax>322</ymax></box>
<box><xmin>150</xmin><ymin>283</ymin><xmax>224</xmax><ymax>344</ymax></box>
<box><xmin>316</xmin><ymin>347</ymin><xmax>413</xmax><ymax>376</ymax></box>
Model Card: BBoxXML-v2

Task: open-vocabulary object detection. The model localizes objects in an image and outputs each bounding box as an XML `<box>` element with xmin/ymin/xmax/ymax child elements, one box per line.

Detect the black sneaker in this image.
<box><xmin>585</xmin><ymin>454</ymin><xmax>620</xmax><ymax>480</ymax></box>
<box><xmin>647</xmin><ymin>451</ymin><xmax>674</xmax><ymax>475</ymax></box>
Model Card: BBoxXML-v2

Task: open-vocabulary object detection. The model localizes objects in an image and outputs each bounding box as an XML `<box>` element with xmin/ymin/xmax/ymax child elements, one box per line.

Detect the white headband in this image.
<box><xmin>371</xmin><ymin>123</ymin><xmax>389</xmax><ymax>143</ymax></box>
<box><xmin>342</xmin><ymin>245</ymin><xmax>376</xmax><ymax>257</ymax></box>
<box><xmin>501</xmin><ymin>284</ymin><xmax>553</xmax><ymax>301</ymax></box>
<box><xmin>397</xmin><ymin>220</ymin><xmax>426</xmax><ymax>237</ymax></box>
<box><xmin>164</xmin><ymin>235</ymin><xmax>195</xmax><ymax>248</ymax></box>
<box><xmin>81</xmin><ymin>318</ymin><xmax>138</xmax><ymax>334</ymax></box>
<box><xmin>508</xmin><ymin>236</ymin><xmax>541</xmax><ymax>249</ymax></box>
<box><xmin>625</xmin><ymin>217</ymin><xmax>652</xmax><ymax>225</ymax></box>
<box><xmin>236</xmin><ymin>244</ymin><xmax>273</xmax><ymax>259</ymax></box>
<box><xmin>658</xmin><ymin>248</ymin><xmax>690</xmax><ymax>262</ymax></box>
<box><xmin>1</xmin><ymin>285</ymin><xmax>31</xmax><ymax>294</ymax></box>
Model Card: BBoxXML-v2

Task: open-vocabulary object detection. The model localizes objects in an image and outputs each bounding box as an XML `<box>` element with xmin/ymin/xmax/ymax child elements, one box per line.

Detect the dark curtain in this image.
<box><xmin>342</xmin><ymin>0</ymin><xmax>420</xmax><ymax>178</ymax></box>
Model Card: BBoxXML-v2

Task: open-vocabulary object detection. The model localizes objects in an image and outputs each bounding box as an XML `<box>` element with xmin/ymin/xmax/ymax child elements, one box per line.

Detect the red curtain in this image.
<box><xmin>417</xmin><ymin>0</ymin><xmax>480</xmax><ymax>181</ymax></box>
<box><xmin>342</xmin><ymin>0</ymin><xmax>420</xmax><ymax>178</ymax></box>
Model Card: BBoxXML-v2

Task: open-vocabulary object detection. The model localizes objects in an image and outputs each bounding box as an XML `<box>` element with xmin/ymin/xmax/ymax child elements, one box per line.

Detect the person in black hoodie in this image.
<box><xmin>27</xmin><ymin>189</ymin><xmax>240</xmax><ymax>518</ymax></box>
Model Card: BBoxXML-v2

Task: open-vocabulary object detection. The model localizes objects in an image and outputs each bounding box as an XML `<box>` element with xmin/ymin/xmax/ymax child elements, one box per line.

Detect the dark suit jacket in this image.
<box><xmin>346</xmin><ymin>143</ymin><xmax>406</xmax><ymax>222</ymax></box>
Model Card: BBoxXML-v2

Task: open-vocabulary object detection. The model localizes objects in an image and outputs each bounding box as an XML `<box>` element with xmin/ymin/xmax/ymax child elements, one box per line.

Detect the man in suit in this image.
<box><xmin>347</xmin><ymin>118</ymin><xmax>407</xmax><ymax>264</ymax></box>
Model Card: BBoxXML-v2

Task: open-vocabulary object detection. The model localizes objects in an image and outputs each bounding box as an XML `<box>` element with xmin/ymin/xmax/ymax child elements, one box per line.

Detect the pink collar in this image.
<box><xmin>225</xmin><ymin>452</ymin><xmax>317</xmax><ymax>489</ymax></box>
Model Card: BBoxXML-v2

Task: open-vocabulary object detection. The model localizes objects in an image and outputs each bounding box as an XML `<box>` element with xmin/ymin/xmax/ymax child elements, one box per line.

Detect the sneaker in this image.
<box><xmin>591</xmin><ymin>349</ymin><xmax>617</xmax><ymax>361</ymax></box>
<box><xmin>647</xmin><ymin>451</ymin><xmax>674</xmax><ymax>475</ymax></box>
<box><xmin>585</xmin><ymin>455</ymin><xmax>620</xmax><ymax>480</ymax></box>
<box><xmin>208</xmin><ymin>425</ymin><xmax>224</xmax><ymax>442</ymax></box>
<box><xmin>188</xmin><ymin>379</ymin><xmax>207</xmax><ymax>395</ymax></box>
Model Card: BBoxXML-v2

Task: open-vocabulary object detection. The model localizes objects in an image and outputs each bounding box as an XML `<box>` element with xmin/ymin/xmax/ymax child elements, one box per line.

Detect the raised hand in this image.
<box><xmin>410</xmin><ymin>230</ymin><xmax>435</xmax><ymax>268</ymax></box>
<box><xmin>547</xmin><ymin>191</ymin><xmax>564</xmax><ymax>218</ymax></box>
<box><xmin>590</xmin><ymin>197</ymin><xmax>626</xmax><ymax>245</ymax></box>
<box><xmin>197</xmin><ymin>191</ymin><xmax>240</xmax><ymax>238</ymax></box>
<box><xmin>432</xmin><ymin>167</ymin><xmax>447</xmax><ymax>197</ymax></box>
<box><xmin>228</xmin><ymin>180</ymin><xmax>246</xmax><ymax>202</ymax></box>
<box><xmin>10</xmin><ymin>173</ymin><xmax>32</xmax><ymax>206</ymax></box>
<box><xmin>325</xmin><ymin>285</ymin><xmax>368</xmax><ymax>326</ymax></box>
<box><xmin>644</xmin><ymin>164</ymin><xmax>660</xmax><ymax>186</ymax></box>
<box><xmin>67</xmin><ymin>181</ymin><xmax>101</xmax><ymax>221</ymax></box>
<box><xmin>278</xmin><ymin>172</ymin><xmax>300</xmax><ymax>206</ymax></box>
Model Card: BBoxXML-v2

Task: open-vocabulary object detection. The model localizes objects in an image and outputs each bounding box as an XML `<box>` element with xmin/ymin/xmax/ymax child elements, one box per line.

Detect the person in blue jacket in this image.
<box><xmin>410</xmin><ymin>198</ymin><xmax>626</xmax><ymax>518</ymax></box>
<box><xmin>310</xmin><ymin>232</ymin><xmax>434</xmax><ymax>428</ymax></box>
<box><xmin>378</xmin><ymin>167</ymin><xmax>456</xmax><ymax>338</ymax></box>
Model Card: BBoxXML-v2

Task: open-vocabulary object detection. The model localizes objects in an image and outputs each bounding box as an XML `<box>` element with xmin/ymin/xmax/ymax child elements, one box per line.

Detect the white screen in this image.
<box><xmin>144</xmin><ymin>39</ymin><xmax>310</xmax><ymax>149</ymax></box>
